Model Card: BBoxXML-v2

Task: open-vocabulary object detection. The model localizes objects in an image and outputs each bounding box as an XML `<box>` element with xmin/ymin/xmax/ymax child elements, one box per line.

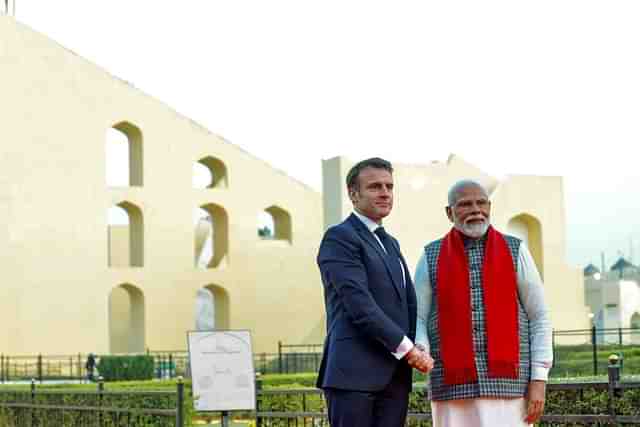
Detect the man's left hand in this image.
<box><xmin>525</xmin><ymin>380</ymin><xmax>546</xmax><ymax>424</ymax></box>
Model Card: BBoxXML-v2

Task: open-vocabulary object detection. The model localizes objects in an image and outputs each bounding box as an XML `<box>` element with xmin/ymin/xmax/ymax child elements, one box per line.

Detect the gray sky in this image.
<box><xmin>13</xmin><ymin>0</ymin><xmax>640</xmax><ymax>269</ymax></box>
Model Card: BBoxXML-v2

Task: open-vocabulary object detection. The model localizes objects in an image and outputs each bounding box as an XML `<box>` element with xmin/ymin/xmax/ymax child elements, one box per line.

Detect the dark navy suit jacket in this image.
<box><xmin>316</xmin><ymin>214</ymin><xmax>417</xmax><ymax>392</ymax></box>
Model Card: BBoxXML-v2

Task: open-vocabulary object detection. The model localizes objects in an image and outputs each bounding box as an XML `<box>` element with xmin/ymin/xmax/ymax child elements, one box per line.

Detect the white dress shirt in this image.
<box><xmin>352</xmin><ymin>211</ymin><xmax>414</xmax><ymax>359</ymax></box>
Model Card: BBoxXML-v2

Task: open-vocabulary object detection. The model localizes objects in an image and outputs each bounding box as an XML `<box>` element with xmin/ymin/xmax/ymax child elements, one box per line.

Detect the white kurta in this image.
<box><xmin>414</xmin><ymin>241</ymin><xmax>553</xmax><ymax>427</ymax></box>
<box><xmin>432</xmin><ymin>398</ymin><xmax>531</xmax><ymax>427</ymax></box>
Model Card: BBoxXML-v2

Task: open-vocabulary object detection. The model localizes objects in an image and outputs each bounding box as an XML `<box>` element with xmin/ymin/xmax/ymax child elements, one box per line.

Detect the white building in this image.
<box><xmin>584</xmin><ymin>260</ymin><xmax>640</xmax><ymax>344</ymax></box>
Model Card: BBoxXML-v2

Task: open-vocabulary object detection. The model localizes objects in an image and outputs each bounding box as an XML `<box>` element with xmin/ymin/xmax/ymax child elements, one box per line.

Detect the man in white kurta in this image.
<box><xmin>414</xmin><ymin>180</ymin><xmax>552</xmax><ymax>427</ymax></box>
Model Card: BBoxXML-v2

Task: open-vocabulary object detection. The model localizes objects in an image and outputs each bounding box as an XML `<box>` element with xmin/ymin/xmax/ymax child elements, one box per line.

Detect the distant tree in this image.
<box><xmin>258</xmin><ymin>226</ymin><xmax>273</xmax><ymax>238</ymax></box>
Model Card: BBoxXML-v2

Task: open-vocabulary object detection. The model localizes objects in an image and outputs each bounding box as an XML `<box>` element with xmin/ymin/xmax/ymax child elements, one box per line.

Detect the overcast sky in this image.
<box><xmin>13</xmin><ymin>0</ymin><xmax>640</xmax><ymax>269</ymax></box>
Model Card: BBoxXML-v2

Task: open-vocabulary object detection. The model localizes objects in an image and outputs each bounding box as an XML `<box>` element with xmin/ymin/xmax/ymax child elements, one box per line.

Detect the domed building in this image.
<box><xmin>584</xmin><ymin>257</ymin><xmax>640</xmax><ymax>344</ymax></box>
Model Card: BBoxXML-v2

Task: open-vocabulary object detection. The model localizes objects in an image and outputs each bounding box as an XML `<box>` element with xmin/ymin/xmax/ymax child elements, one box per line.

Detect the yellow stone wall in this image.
<box><xmin>0</xmin><ymin>16</ymin><xmax>588</xmax><ymax>356</ymax></box>
<box><xmin>0</xmin><ymin>15</ymin><xmax>325</xmax><ymax>354</ymax></box>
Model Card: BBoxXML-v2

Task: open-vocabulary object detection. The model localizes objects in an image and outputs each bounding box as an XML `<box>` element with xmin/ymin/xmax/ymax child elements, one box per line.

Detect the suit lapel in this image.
<box><xmin>348</xmin><ymin>214</ymin><xmax>404</xmax><ymax>300</ymax></box>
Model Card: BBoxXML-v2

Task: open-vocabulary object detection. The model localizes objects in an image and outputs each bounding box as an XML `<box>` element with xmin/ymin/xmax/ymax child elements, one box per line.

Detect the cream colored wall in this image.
<box><xmin>0</xmin><ymin>15</ymin><xmax>588</xmax><ymax>356</ymax></box>
<box><xmin>322</xmin><ymin>156</ymin><xmax>590</xmax><ymax>333</ymax></box>
<box><xmin>0</xmin><ymin>16</ymin><xmax>325</xmax><ymax>354</ymax></box>
<box><xmin>108</xmin><ymin>226</ymin><xmax>130</xmax><ymax>267</ymax></box>
<box><xmin>491</xmin><ymin>175</ymin><xmax>590</xmax><ymax>331</ymax></box>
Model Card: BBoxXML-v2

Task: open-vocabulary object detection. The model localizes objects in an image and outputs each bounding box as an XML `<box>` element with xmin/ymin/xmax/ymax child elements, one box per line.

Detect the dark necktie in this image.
<box><xmin>374</xmin><ymin>227</ymin><xmax>405</xmax><ymax>288</ymax></box>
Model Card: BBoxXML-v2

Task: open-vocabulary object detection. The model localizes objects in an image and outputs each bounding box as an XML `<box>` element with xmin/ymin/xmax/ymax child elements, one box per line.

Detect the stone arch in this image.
<box><xmin>261</xmin><ymin>205</ymin><xmax>292</xmax><ymax>243</ymax></box>
<box><xmin>631</xmin><ymin>312</ymin><xmax>640</xmax><ymax>344</ymax></box>
<box><xmin>193</xmin><ymin>156</ymin><xmax>228</xmax><ymax>189</ymax></box>
<box><xmin>109</xmin><ymin>283</ymin><xmax>145</xmax><ymax>353</ymax></box>
<box><xmin>108</xmin><ymin>201</ymin><xmax>144</xmax><ymax>267</ymax></box>
<box><xmin>257</xmin><ymin>210</ymin><xmax>275</xmax><ymax>240</ymax></box>
<box><xmin>195</xmin><ymin>204</ymin><xmax>228</xmax><ymax>268</ymax></box>
<box><xmin>106</xmin><ymin>121</ymin><xmax>143</xmax><ymax>187</ymax></box>
<box><xmin>194</xmin><ymin>285</ymin><xmax>230</xmax><ymax>330</ymax></box>
<box><xmin>507</xmin><ymin>213</ymin><xmax>543</xmax><ymax>278</ymax></box>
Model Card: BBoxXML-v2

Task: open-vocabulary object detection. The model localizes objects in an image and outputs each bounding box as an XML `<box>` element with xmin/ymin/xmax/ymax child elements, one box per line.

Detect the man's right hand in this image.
<box><xmin>405</xmin><ymin>346</ymin><xmax>434</xmax><ymax>374</ymax></box>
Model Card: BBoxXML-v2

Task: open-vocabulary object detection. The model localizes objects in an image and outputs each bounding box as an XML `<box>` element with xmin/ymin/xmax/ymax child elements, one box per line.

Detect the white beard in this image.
<box><xmin>456</xmin><ymin>220</ymin><xmax>489</xmax><ymax>239</ymax></box>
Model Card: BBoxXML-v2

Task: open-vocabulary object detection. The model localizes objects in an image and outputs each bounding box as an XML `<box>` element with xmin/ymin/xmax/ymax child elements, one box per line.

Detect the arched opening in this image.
<box><xmin>258</xmin><ymin>211</ymin><xmax>275</xmax><ymax>240</ymax></box>
<box><xmin>194</xmin><ymin>285</ymin><xmax>230</xmax><ymax>330</ymax></box>
<box><xmin>106</xmin><ymin>122</ymin><xmax>143</xmax><ymax>187</ymax></box>
<box><xmin>109</xmin><ymin>283</ymin><xmax>145</xmax><ymax>353</ymax></box>
<box><xmin>260</xmin><ymin>205</ymin><xmax>292</xmax><ymax>243</ymax></box>
<box><xmin>108</xmin><ymin>205</ymin><xmax>129</xmax><ymax>267</ymax></box>
<box><xmin>194</xmin><ymin>204</ymin><xmax>228</xmax><ymax>268</ymax></box>
<box><xmin>193</xmin><ymin>156</ymin><xmax>227</xmax><ymax>189</ymax></box>
<box><xmin>631</xmin><ymin>312</ymin><xmax>640</xmax><ymax>345</ymax></box>
<box><xmin>108</xmin><ymin>201</ymin><xmax>144</xmax><ymax>267</ymax></box>
<box><xmin>507</xmin><ymin>213</ymin><xmax>543</xmax><ymax>278</ymax></box>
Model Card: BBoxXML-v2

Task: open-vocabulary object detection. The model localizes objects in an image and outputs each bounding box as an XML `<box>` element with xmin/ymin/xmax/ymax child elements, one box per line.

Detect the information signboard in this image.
<box><xmin>187</xmin><ymin>330</ymin><xmax>256</xmax><ymax>411</ymax></box>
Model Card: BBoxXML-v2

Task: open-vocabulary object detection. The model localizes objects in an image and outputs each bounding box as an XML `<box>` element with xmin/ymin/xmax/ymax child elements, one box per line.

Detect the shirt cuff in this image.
<box><xmin>391</xmin><ymin>336</ymin><xmax>414</xmax><ymax>360</ymax></box>
<box><xmin>531</xmin><ymin>364</ymin><xmax>551</xmax><ymax>381</ymax></box>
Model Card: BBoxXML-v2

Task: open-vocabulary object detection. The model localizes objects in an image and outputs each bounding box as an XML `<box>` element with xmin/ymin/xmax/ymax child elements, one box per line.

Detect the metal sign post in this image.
<box><xmin>221</xmin><ymin>410</ymin><xmax>230</xmax><ymax>427</ymax></box>
<box><xmin>187</xmin><ymin>330</ymin><xmax>257</xmax><ymax>424</ymax></box>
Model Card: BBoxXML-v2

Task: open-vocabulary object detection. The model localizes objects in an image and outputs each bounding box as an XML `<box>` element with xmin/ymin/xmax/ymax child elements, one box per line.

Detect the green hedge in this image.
<box><xmin>259</xmin><ymin>372</ymin><xmax>317</xmax><ymax>388</ymax></box>
<box><xmin>96</xmin><ymin>355</ymin><xmax>154</xmax><ymax>381</ymax></box>
<box><xmin>551</xmin><ymin>346</ymin><xmax>640</xmax><ymax>377</ymax></box>
<box><xmin>3</xmin><ymin>373</ymin><xmax>639</xmax><ymax>426</ymax></box>
<box><xmin>0</xmin><ymin>379</ymin><xmax>192</xmax><ymax>427</ymax></box>
<box><xmin>256</xmin><ymin>384</ymin><xmax>640</xmax><ymax>426</ymax></box>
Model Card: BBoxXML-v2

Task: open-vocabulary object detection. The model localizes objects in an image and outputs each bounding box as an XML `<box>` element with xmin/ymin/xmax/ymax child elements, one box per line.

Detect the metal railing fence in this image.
<box><xmin>552</xmin><ymin>326</ymin><xmax>640</xmax><ymax>376</ymax></box>
<box><xmin>2</xmin><ymin>327</ymin><xmax>639</xmax><ymax>382</ymax></box>
<box><xmin>0</xmin><ymin>378</ymin><xmax>184</xmax><ymax>427</ymax></box>
<box><xmin>254</xmin><ymin>362</ymin><xmax>640</xmax><ymax>426</ymax></box>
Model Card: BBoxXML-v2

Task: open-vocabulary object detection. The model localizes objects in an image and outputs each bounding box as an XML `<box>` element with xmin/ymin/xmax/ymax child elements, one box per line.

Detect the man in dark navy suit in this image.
<box><xmin>317</xmin><ymin>157</ymin><xmax>434</xmax><ymax>427</ymax></box>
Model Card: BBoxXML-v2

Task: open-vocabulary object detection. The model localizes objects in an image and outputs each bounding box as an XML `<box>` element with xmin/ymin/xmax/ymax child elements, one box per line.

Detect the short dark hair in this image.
<box><xmin>346</xmin><ymin>157</ymin><xmax>394</xmax><ymax>191</ymax></box>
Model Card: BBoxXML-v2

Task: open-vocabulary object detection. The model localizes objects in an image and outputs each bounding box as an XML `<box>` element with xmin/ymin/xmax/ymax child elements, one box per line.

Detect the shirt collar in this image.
<box><xmin>352</xmin><ymin>210</ymin><xmax>381</xmax><ymax>233</ymax></box>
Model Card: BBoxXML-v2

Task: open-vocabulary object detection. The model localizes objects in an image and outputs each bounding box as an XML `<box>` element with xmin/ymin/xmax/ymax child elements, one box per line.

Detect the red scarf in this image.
<box><xmin>436</xmin><ymin>226</ymin><xmax>519</xmax><ymax>385</ymax></box>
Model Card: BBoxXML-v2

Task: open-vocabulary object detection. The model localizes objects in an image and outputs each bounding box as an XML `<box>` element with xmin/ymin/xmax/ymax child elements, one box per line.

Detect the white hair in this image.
<box><xmin>447</xmin><ymin>180</ymin><xmax>488</xmax><ymax>207</ymax></box>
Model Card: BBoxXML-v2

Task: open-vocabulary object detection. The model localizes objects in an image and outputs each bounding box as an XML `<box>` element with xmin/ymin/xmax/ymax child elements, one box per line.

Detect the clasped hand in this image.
<box><xmin>405</xmin><ymin>346</ymin><xmax>434</xmax><ymax>374</ymax></box>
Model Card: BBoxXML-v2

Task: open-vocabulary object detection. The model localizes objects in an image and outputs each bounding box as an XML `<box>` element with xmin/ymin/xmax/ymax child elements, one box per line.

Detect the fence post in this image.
<box><xmin>30</xmin><ymin>378</ymin><xmax>36</xmax><ymax>427</ymax></box>
<box><xmin>278</xmin><ymin>341</ymin><xmax>283</xmax><ymax>374</ymax></box>
<box><xmin>591</xmin><ymin>326</ymin><xmax>598</xmax><ymax>376</ymax></box>
<box><xmin>37</xmin><ymin>354</ymin><xmax>43</xmax><ymax>384</ymax></box>
<box><xmin>176</xmin><ymin>376</ymin><xmax>184</xmax><ymax>427</ymax></box>
<box><xmin>98</xmin><ymin>376</ymin><xmax>104</xmax><ymax>427</ymax></box>
<box><xmin>255</xmin><ymin>372</ymin><xmax>262</xmax><ymax>427</ymax></box>
<box><xmin>1</xmin><ymin>354</ymin><xmax>3</xmax><ymax>384</ymax></box>
<box><xmin>551</xmin><ymin>330</ymin><xmax>556</xmax><ymax>366</ymax></box>
<box><xmin>607</xmin><ymin>354</ymin><xmax>621</xmax><ymax>422</ymax></box>
<box><xmin>169</xmin><ymin>354</ymin><xmax>174</xmax><ymax>379</ymax></box>
<box><xmin>77</xmin><ymin>353</ymin><xmax>82</xmax><ymax>382</ymax></box>
<box><xmin>156</xmin><ymin>355</ymin><xmax>161</xmax><ymax>379</ymax></box>
<box><xmin>618</xmin><ymin>328</ymin><xmax>623</xmax><ymax>345</ymax></box>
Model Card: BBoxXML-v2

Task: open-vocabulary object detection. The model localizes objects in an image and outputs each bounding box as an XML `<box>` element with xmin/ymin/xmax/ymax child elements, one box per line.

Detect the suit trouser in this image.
<box><xmin>323</xmin><ymin>365</ymin><xmax>410</xmax><ymax>427</ymax></box>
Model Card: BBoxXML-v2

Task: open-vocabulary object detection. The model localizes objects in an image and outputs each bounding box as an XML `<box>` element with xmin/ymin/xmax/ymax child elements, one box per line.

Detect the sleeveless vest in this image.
<box><xmin>424</xmin><ymin>233</ymin><xmax>530</xmax><ymax>401</ymax></box>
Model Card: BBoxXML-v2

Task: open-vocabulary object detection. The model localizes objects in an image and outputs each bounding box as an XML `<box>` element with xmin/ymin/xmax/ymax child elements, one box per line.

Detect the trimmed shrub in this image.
<box><xmin>0</xmin><ymin>379</ymin><xmax>191</xmax><ymax>427</ymax></box>
<box><xmin>260</xmin><ymin>373</ymin><xmax>317</xmax><ymax>388</ymax></box>
<box><xmin>96</xmin><ymin>355</ymin><xmax>154</xmax><ymax>381</ymax></box>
